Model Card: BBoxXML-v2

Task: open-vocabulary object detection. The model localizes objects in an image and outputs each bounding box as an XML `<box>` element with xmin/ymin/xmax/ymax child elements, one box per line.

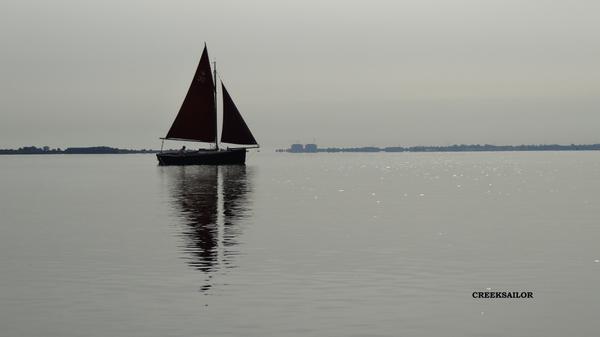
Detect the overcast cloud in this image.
<box><xmin>1</xmin><ymin>0</ymin><xmax>599</xmax><ymax>149</ymax></box>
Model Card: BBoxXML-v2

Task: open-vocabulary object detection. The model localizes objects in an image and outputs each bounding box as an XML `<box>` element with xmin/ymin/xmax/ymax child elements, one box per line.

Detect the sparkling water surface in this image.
<box><xmin>1</xmin><ymin>152</ymin><xmax>599</xmax><ymax>337</ymax></box>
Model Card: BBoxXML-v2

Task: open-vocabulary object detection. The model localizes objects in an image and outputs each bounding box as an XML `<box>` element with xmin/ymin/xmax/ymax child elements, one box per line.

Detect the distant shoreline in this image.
<box><xmin>4</xmin><ymin>144</ymin><xmax>600</xmax><ymax>155</ymax></box>
<box><xmin>0</xmin><ymin>146</ymin><xmax>160</xmax><ymax>155</ymax></box>
<box><xmin>277</xmin><ymin>143</ymin><xmax>600</xmax><ymax>153</ymax></box>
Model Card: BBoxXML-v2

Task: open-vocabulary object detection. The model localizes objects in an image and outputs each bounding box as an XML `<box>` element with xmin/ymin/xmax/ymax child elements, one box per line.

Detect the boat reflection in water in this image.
<box><xmin>163</xmin><ymin>165</ymin><xmax>254</xmax><ymax>292</ymax></box>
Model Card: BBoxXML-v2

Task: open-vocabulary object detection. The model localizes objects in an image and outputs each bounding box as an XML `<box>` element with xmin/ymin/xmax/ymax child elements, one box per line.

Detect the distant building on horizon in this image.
<box><xmin>278</xmin><ymin>143</ymin><xmax>319</xmax><ymax>153</ymax></box>
<box><xmin>304</xmin><ymin>144</ymin><xmax>317</xmax><ymax>153</ymax></box>
<box><xmin>289</xmin><ymin>144</ymin><xmax>304</xmax><ymax>153</ymax></box>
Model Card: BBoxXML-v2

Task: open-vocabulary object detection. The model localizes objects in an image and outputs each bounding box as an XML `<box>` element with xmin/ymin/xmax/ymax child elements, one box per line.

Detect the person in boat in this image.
<box><xmin>179</xmin><ymin>145</ymin><xmax>186</xmax><ymax>153</ymax></box>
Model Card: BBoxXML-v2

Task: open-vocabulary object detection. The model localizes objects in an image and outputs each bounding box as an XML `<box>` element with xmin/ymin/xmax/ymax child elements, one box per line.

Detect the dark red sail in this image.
<box><xmin>220</xmin><ymin>83</ymin><xmax>258</xmax><ymax>146</ymax></box>
<box><xmin>165</xmin><ymin>45</ymin><xmax>216</xmax><ymax>142</ymax></box>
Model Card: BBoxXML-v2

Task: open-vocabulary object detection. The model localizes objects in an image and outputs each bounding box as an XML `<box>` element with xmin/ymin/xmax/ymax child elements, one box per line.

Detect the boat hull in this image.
<box><xmin>157</xmin><ymin>149</ymin><xmax>246</xmax><ymax>166</ymax></box>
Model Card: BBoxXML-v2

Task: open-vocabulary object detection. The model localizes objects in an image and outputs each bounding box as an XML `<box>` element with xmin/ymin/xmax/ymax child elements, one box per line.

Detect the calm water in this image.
<box><xmin>1</xmin><ymin>152</ymin><xmax>599</xmax><ymax>336</ymax></box>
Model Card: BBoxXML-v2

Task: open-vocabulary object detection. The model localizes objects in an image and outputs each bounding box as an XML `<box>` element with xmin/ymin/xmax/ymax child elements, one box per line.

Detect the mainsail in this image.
<box><xmin>220</xmin><ymin>83</ymin><xmax>258</xmax><ymax>146</ymax></box>
<box><xmin>165</xmin><ymin>45</ymin><xmax>216</xmax><ymax>142</ymax></box>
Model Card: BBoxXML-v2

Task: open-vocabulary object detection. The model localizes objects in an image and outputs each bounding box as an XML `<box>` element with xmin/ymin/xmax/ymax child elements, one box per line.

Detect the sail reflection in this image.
<box><xmin>164</xmin><ymin>165</ymin><xmax>253</xmax><ymax>292</ymax></box>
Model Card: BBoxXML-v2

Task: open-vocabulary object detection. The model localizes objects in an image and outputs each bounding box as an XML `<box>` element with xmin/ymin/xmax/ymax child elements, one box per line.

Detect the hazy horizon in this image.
<box><xmin>2</xmin><ymin>0</ymin><xmax>599</xmax><ymax>149</ymax></box>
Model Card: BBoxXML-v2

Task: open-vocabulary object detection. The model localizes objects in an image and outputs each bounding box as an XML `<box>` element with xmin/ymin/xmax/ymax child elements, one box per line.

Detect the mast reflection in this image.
<box><xmin>164</xmin><ymin>165</ymin><xmax>253</xmax><ymax>292</ymax></box>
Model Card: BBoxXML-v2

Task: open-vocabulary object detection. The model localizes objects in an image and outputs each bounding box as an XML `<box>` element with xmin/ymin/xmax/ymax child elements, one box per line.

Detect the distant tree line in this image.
<box><xmin>0</xmin><ymin>146</ymin><xmax>159</xmax><ymax>154</ymax></box>
<box><xmin>278</xmin><ymin>143</ymin><xmax>600</xmax><ymax>153</ymax></box>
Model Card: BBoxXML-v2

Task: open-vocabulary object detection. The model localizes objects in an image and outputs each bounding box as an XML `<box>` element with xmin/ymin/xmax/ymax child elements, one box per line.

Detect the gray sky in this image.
<box><xmin>1</xmin><ymin>0</ymin><xmax>599</xmax><ymax>149</ymax></box>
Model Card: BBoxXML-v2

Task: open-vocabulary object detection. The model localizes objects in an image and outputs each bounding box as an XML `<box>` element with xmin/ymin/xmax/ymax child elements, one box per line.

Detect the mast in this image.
<box><xmin>213</xmin><ymin>61</ymin><xmax>219</xmax><ymax>151</ymax></box>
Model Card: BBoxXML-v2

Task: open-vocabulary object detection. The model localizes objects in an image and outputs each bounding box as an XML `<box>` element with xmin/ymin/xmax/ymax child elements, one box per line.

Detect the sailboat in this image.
<box><xmin>157</xmin><ymin>44</ymin><xmax>258</xmax><ymax>166</ymax></box>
